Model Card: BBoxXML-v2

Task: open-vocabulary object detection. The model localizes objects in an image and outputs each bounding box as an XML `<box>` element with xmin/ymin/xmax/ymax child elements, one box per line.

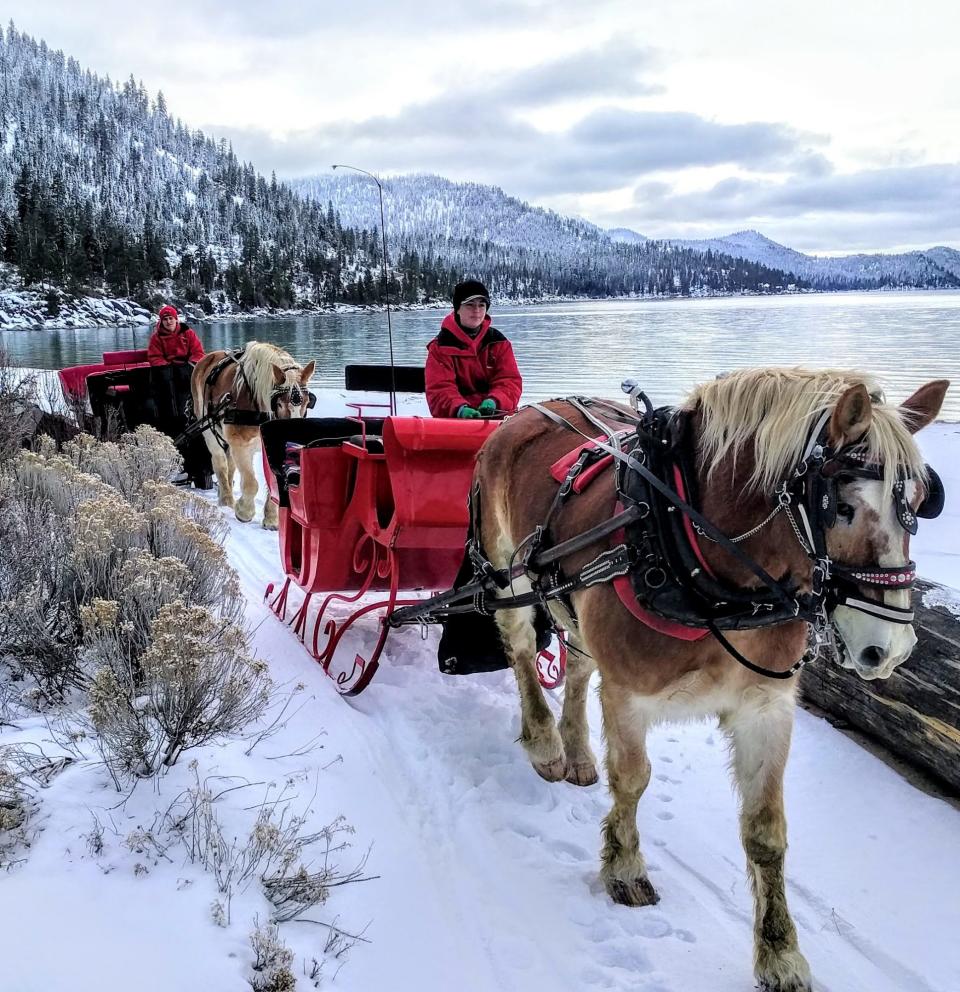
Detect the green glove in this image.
<box><xmin>457</xmin><ymin>405</ymin><xmax>481</xmax><ymax>419</ymax></box>
<box><xmin>478</xmin><ymin>398</ymin><xmax>497</xmax><ymax>415</ymax></box>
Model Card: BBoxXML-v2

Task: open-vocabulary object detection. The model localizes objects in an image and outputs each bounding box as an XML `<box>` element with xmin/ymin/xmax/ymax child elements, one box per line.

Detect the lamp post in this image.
<box><xmin>331</xmin><ymin>164</ymin><xmax>397</xmax><ymax>415</ymax></box>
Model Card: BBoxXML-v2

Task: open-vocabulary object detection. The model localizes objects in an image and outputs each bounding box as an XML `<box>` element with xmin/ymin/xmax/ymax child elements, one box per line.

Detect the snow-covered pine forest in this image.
<box><xmin>294</xmin><ymin>173</ymin><xmax>960</xmax><ymax>293</ymax></box>
<box><xmin>293</xmin><ymin>172</ymin><xmax>809</xmax><ymax>298</ymax></box>
<box><xmin>0</xmin><ymin>23</ymin><xmax>809</xmax><ymax>323</ymax></box>
<box><xmin>0</xmin><ymin>24</ymin><xmax>429</xmax><ymax>316</ymax></box>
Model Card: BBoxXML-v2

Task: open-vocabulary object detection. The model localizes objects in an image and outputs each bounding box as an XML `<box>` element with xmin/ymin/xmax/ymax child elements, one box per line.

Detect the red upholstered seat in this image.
<box><xmin>103</xmin><ymin>349</ymin><xmax>149</xmax><ymax>367</ymax></box>
<box><xmin>58</xmin><ymin>364</ymin><xmax>107</xmax><ymax>400</ymax></box>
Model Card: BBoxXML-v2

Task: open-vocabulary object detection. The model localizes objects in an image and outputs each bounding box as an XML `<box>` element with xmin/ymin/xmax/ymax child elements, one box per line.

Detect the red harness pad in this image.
<box><xmin>611</xmin><ymin>503</ymin><xmax>711</xmax><ymax>642</ymax></box>
<box><xmin>551</xmin><ymin>441</ymin><xmax>711</xmax><ymax>642</ymax></box>
<box><xmin>549</xmin><ymin>438</ymin><xmax>615</xmax><ymax>494</ymax></box>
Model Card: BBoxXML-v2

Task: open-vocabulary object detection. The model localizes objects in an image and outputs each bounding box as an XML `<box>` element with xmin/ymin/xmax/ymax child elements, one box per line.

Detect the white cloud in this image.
<box><xmin>5</xmin><ymin>0</ymin><xmax>959</xmax><ymax>252</ymax></box>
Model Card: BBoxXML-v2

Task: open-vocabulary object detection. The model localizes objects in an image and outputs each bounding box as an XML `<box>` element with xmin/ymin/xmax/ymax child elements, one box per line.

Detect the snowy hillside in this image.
<box><xmin>293</xmin><ymin>173</ymin><xmax>805</xmax><ymax>298</ymax></box>
<box><xmin>666</xmin><ymin>231</ymin><xmax>960</xmax><ymax>290</ymax></box>
<box><xmin>294</xmin><ymin>173</ymin><xmax>606</xmax><ymax>258</ymax></box>
<box><xmin>295</xmin><ymin>172</ymin><xmax>959</xmax><ymax>293</ymax></box>
<box><xmin>0</xmin><ymin>25</ymin><xmax>436</xmax><ymax>315</ymax></box>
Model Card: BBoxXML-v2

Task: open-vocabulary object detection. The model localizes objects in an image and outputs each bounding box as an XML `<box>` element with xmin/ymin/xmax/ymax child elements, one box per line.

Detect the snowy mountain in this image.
<box><xmin>0</xmin><ymin>25</ymin><xmax>424</xmax><ymax>316</ymax></box>
<box><xmin>296</xmin><ymin>172</ymin><xmax>958</xmax><ymax>293</ymax></box>
<box><xmin>294</xmin><ymin>173</ymin><xmax>607</xmax><ymax>258</ymax></box>
<box><xmin>666</xmin><ymin>231</ymin><xmax>960</xmax><ymax>290</ymax></box>
<box><xmin>293</xmin><ymin>173</ymin><xmax>805</xmax><ymax>298</ymax></box>
<box><xmin>607</xmin><ymin>228</ymin><xmax>649</xmax><ymax>245</ymax></box>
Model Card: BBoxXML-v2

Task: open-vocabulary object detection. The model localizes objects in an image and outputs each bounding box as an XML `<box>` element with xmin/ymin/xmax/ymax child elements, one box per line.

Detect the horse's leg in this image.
<box><xmin>598</xmin><ymin>681</ymin><xmax>659</xmax><ymax>906</ymax></box>
<box><xmin>262</xmin><ymin>490</ymin><xmax>278</xmax><ymax>530</ymax></box>
<box><xmin>204</xmin><ymin>433</ymin><xmax>234</xmax><ymax>509</ymax></box>
<box><xmin>557</xmin><ymin>633</ymin><xmax>598</xmax><ymax>786</ymax></box>
<box><xmin>488</xmin><ymin>532</ymin><xmax>567</xmax><ymax>781</ymax></box>
<box><xmin>231</xmin><ymin>432</ymin><xmax>259</xmax><ymax>523</ymax></box>
<box><xmin>723</xmin><ymin>692</ymin><xmax>811</xmax><ymax>992</ymax></box>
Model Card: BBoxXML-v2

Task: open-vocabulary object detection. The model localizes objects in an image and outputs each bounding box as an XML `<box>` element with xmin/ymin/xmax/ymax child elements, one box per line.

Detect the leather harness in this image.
<box><xmin>177</xmin><ymin>349</ymin><xmax>316</xmax><ymax>453</ymax></box>
<box><xmin>390</xmin><ymin>391</ymin><xmax>944</xmax><ymax>680</ymax></box>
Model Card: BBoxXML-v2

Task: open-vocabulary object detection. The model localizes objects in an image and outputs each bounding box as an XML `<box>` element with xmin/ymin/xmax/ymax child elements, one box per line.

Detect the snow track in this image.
<box><xmin>230</xmin><ymin>465</ymin><xmax>959</xmax><ymax>992</ymax></box>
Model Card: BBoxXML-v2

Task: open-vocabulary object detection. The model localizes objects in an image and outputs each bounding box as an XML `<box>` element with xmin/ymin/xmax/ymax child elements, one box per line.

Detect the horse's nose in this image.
<box><xmin>859</xmin><ymin>644</ymin><xmax>886</xmax><ymax>668</ymax></box>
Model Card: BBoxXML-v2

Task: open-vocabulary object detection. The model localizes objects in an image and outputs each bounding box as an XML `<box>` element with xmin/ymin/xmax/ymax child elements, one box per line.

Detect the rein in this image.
<box><xmin>391</xmin><ymin>390</ymin><xmax>940</xmax><ymax>681</ymax></box>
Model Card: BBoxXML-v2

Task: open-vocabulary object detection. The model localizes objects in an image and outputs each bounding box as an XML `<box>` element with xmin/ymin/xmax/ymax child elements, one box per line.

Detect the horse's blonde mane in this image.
<box><xmin>686</xmin><ymin>367</ymin><xmax>926</xmax><ymax>494</ymax></box>
<box><xmin>239</xmin><ymin>341</ymin><xmax>302</xmax><ymax>408</ymax></box>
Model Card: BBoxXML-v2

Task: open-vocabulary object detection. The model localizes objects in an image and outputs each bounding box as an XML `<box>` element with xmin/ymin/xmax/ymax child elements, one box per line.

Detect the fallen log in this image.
<box><xmin>801</xmin><ymin>579</ymin><xmax>960</xmax><ymax>793</ymax></box>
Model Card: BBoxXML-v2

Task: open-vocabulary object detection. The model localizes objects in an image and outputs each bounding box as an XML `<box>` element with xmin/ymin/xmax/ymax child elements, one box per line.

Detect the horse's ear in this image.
<box><xmin>900</xmin><ymin>379</ymin><xmax>949</xmax><ymax>434</ymax></box>
<box><xmin>271</xmin><ymin>364</ymin><xmax>286</xmax><ymax>386</ymax></box>
<box><xmin>829</xmin><ymin>383</ymin><xmax>872</xmax><ymax>446</ymax></box>
<box><xmin>300</xmin><ymin>361</ymin><xmax>315</xmax><ymax>384</ymax></box>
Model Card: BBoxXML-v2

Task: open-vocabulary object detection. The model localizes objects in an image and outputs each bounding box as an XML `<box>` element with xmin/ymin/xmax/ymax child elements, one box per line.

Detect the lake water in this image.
<box><xmin>3</xmin><ymin>291</ymin><xmax>959</xmax><ymax>420</ymax></box>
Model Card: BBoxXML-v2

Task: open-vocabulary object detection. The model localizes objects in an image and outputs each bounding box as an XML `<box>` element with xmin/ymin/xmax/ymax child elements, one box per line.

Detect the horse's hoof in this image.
<box><xmin>758</xmin><ymin>979</ymin><xmax>812</xmax><ymax>992</ymax></box>
<box><xmin>606</xmin><ymin>875</ymin><xmax>660</xmax><ymax>907</ymax></box>
<box><xmin>235</xmin><ymin>507</ymin><xmax>254</xmax><ymax>523</ymax></box>
<box><xmin>218</xmin><ymin>497</ymin><xmax>234</xmax><ymax>509</ymax></box>
<box><xmin>756</xmin><ymin>952</ymin><xmax>812</xmax><ymax>992</ymax></box>
<box><xmin>262</xmin><ymin>519</ymin><xmax>278</xmax><ymax>531</ymax></box>
<box><xmin>565</xmin><ymin>761</ymin><xmax>599</xmax><ymax>787</ymax></box>
<box><xmin>532</xmin><ymin>756</ymin><xmax>568</xmax><ymax>782</ymax></box>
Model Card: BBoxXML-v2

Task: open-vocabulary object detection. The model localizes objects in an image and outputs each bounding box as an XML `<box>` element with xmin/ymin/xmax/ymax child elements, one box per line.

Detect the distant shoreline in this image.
<box><xmin>4</xmin><ymin>285</ymin><xmax>959</xmax><ymax>333</ymax></box>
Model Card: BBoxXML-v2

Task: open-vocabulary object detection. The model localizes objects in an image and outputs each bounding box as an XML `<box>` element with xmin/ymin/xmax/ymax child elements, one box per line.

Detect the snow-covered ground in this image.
<box><xmin>1</xmin><ymin>388</ymin><xmax>958</xmax><ymax>992</ymax></box>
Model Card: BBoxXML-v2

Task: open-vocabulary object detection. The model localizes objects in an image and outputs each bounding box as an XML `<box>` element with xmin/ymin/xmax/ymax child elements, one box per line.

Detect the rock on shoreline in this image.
<box><xmin>0</xmin><ymin>288</ymin><xmax>153</xmax><ymax>330</ymax></box>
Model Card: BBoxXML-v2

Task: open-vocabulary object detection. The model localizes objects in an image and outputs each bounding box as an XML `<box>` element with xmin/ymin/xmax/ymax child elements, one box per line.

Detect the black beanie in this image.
<box><xmin>452</xmin><ymin>279</ymin><xmax>491</xmax><ymax>311</ymax></box>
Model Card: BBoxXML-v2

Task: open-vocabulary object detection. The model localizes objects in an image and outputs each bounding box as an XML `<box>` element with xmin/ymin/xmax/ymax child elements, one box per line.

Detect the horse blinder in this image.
<box><xmin>819</xmin><ymin>454</ymin><xmax>944</xmax><ymax>531</ymax></box>
<box><xmin>270</xmin><ymin>386</ymin><xmax>315</xmax><ymax>415</ymax></box>
<box><xmin>916</xmin><ymin>464</ymin><xmax>944</xmax><ymax>520</ymax></box>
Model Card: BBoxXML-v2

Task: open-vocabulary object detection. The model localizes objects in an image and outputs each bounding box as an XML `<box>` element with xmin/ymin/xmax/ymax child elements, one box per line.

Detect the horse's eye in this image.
<box><xmin>837</xmin><ymin>501</ymin><xmax>855</xmax><ymax>523</ymax></box>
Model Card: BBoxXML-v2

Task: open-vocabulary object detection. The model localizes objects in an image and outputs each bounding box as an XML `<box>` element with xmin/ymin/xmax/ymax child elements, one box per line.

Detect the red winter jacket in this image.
<box><xmin>147</xmin><ymin>322</ymin><xmax>205</xmax><ymax>366</ymax></box>
<box><xmin>425</xmin><ymin>313</ymin><xmax>523</xmax><ymax>418</ymax></box>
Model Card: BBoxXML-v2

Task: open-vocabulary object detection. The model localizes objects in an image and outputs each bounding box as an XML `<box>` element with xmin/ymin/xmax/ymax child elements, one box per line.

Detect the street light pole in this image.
<box><xmin>331</xmin><ymin>164</ymin><xmax>397</xmax><ymax>415</ymax></box>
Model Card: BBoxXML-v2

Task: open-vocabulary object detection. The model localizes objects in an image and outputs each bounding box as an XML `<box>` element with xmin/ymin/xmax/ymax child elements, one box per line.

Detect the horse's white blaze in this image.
<box><xmin>831</xmin><ymin>479</ymin><xmax>917</xmax><ymax>679</ymax></box>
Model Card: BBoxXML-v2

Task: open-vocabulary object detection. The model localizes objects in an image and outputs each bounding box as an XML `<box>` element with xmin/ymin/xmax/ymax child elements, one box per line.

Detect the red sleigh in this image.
<box><xmin>261</xmin><ymin>367</ymin><xmax>566</xmax><ymax>696</ymax></box>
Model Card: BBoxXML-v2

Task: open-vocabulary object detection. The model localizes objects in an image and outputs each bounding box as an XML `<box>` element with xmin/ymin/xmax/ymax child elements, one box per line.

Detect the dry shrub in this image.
<box><xmin>86</xmin><ymin>601</ymin><xmax>271</xmax><ymax>778</ymax></box>
<box><xmin>249</xmin><ymin>920</ymin><xmax>296</xmax><ymax>992</ymax></box>
<box><xmin>168</xmin><ymin>772</ymin><xmax>374</xmax><ymax>929</ymax></box>
<box><xmin>0</xmin><ymin>744</ymin><xmax>73</xmax><ymax>869</ymax></box>
<box><xmin>0</xmin><ymin>347</ymin><xmax>40</xmax><ymax>464</ymax></box>
<box><xmin>58</xmin><ymin>425</ymin><xmax>183</xmax><ymax>500</ymax></box>
<box><xmin>0</xmin><ymin>432</ymin><xmax>265</xmax><ymax>772</ymax></box>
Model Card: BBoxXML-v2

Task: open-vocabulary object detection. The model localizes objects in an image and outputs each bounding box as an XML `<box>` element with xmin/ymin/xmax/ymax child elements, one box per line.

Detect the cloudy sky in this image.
<box><xmin>9</xmin><ymin>0</ymin><xmax>960</xmax><ymax>253</ymax></box>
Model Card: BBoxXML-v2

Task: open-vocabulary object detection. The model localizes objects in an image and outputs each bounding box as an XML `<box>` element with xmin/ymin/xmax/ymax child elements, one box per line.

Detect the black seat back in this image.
<box><xmin>344</xmin><ymin>364</ymin><xmax>426</xmax><ymax>393</ymax></box>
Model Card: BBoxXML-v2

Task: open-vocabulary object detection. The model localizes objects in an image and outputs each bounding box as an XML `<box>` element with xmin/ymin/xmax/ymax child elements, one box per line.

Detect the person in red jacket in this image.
<box><xmin>425</xmin><ymin>280</ymin><xmax>523</xmax><ymax>418</ymax></box>
<box><xmin>147</xmin><ymin>305</ymin><xmax>205</xmax><ymax>366</ymax></box>
<box><xmin>145</xmin><ymin>306</ymin><xmax>207</xmax><ymax>484</ymax></box>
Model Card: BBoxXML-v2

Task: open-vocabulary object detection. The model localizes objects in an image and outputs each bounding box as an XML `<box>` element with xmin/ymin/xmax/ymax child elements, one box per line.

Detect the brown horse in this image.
<box><xmin>191</xmin><ymin>341</ymin><xmax>315</xmax><ymax>529</ymax></box>
<box><xmin>474</xmin><ymin>368</ymin><xmax>947</xmax><ymax>992</ymax></box>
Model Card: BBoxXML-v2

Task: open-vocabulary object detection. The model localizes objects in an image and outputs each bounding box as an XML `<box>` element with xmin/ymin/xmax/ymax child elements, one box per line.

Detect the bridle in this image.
<box><xmin>269</xmin><ymin>365</ymin><xmax>316</xmax><ymax>416</ymax></box>
<box><xmin>766</xmin><ymin>408</ymin><xmax>943</xmax><ymax>628</ymax></box>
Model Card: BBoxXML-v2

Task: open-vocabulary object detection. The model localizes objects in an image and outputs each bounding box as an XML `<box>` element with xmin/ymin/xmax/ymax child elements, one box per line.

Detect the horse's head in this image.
<box><xmin>821</xmin><ymin>379</ymin><xmax>948</xmax><ymax>679</ymax></box>
<box><xmin>270</xmin><ymin>361</ymin><xmax>316</xmax><ymax>419</ymax></box>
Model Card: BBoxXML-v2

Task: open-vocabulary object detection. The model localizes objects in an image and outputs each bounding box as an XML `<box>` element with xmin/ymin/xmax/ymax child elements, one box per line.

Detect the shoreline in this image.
<box><xmin>6</xmin><ymin>284</ymin><xmax>957</xmax><ymax>333</ymax></box>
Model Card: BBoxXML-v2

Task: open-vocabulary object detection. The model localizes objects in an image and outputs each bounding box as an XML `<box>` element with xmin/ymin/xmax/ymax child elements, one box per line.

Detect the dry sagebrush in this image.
<box><xmin>0</xmin><ymin>430</ymin><xmax>268</xmax><ymax>779</ymax></box>
<box><xmin>0</xmin><ymin>744</ymin><xmax>72</xmax><ymax>869</ymax></box>
<box><xmin>168</xmin><ymin>773</ymin><xmax>375</xmax><ymax>928</ymax></box>
<box><xmin>87</xmin><ymin>601</ymin><xmax>271</xmax><ymax>778</ymax></box>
